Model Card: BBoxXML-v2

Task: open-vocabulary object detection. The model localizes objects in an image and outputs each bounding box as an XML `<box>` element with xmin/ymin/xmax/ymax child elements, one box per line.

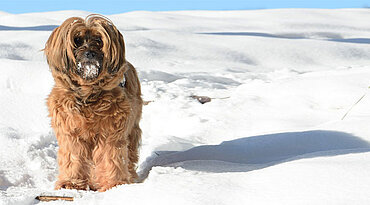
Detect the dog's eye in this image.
<box><xmin>74</xmin><ymin>37</ymin><xmax>83</xmax><ymax>47</ymax></box>
<box><xmin>96</xmin><ymin>38</ymin><xmax>103</xmax><ymax>47</ymax></box>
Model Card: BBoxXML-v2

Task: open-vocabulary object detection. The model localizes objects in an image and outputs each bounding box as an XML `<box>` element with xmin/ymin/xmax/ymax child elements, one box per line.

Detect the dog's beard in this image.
<box><xmin>76</xmin><ymin>59</ymin><xmax>101</xmax><ymax>80</ymax></box>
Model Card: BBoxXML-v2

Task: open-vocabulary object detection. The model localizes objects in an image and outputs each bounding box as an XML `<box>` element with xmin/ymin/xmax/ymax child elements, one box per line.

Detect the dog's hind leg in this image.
<box><xmin>127</xmin><ymin>124</ymin><xmax>141</xmax><ymax>182</ymax></box>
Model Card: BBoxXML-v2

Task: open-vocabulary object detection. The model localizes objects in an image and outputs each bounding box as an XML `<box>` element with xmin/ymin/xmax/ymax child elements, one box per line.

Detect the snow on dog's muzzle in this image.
<box><xmin>77</xmin><ymin>61</ymin><xmax>101</xmax><ymax>79</ymax></box>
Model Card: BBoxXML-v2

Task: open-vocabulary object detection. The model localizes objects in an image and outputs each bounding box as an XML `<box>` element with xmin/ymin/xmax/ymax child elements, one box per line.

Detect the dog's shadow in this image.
<box><xmin>138</xmin><ymin>130</ymin><xmax>370</xmax><ymax>180</ymax></box>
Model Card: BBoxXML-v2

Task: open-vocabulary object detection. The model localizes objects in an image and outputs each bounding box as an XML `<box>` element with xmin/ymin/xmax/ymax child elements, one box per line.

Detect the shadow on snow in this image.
<box><xmin>199</xmin><ymin>32</ymin><xmax>370</xmax><ymax>44</ymax></box>
<box><xmin>139</xmin><ymin>130</ymin><xmax>370</xmax><ymax>180</ymax></box>
<box><xmin>0</xmin><ymin>25</ymin><xmax>58</xmax><ymax>31</ymax></box>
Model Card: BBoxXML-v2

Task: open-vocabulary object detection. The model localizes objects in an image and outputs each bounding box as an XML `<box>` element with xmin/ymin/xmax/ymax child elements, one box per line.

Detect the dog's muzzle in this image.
<box><xmin>76</xmin><ymin>51</ymin><xmax>102</xmax><ymax>80</ymax></box>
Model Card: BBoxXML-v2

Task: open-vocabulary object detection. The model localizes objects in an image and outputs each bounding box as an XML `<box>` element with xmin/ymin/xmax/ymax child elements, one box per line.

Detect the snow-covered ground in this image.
<box><xmin>0</xmin><ymin>9</ymin><xmax>370</xmax><ymax>204</ymax></box>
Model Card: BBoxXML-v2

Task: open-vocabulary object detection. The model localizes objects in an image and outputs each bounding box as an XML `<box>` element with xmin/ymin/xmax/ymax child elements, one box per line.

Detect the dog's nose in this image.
<box><xmin>84</xmin><ymin>51</ymin><xmax>96</xmax><ymax>59</ymax></box>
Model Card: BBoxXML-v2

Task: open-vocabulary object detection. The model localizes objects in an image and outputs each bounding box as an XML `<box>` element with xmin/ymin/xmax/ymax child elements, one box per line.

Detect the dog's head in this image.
<box><xmin>44</xmin><ymin>14</ymin><xmax>126</xmax><ymax>91</ymax></box>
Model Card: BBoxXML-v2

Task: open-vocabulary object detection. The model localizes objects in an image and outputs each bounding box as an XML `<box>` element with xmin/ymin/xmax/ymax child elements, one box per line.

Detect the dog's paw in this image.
<box><xmin>87</xmin><ymin>183</ymin><xmax>98</xmax><ymax>191</ymax></box>
<box><xmin>55</xmin><ymin>179</ymin><xmax>89</xmax><ymax>190</ymax></box>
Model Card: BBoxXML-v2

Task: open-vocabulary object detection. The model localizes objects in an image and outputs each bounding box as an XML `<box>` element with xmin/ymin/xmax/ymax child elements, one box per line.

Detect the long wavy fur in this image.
<box><xmin>44</xmin><ymin>15</ymin><xmax>142</xmax><ymax>192</ymax></box>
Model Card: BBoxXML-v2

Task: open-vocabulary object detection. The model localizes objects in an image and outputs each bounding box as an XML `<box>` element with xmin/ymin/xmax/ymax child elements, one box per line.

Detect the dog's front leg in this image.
<box><xmin>55</xmin><ymin>134</ymin><xmax>92</xmax><ymax>190</ymax></box>
<box><xmin>92</xmin><ymin>136</ymin><xmax>130</xmax><ymax>192</ymax></box>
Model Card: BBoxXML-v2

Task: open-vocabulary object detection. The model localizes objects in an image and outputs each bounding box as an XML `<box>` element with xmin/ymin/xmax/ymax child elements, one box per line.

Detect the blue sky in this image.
<box><xmin>1</xmin><ymin>0</ymin><xmax>370</xmax><ymax>14</ymax></box>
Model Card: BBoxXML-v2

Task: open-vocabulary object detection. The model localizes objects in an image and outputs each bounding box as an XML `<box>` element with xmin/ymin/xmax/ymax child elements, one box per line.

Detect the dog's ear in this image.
<box><xmin>105</xmin><ymin>23</ymin><xmax>126</xmax><ymax>74</ymax></box>
<box><xmin>87</xmin><ymin>15</ymin><xmax>126</xmax><ymax>74</ymax></box>
<box><xmin>44</xmin><ymin>17</ymin><xmax>83</xmax><ymax>74</ymax></box>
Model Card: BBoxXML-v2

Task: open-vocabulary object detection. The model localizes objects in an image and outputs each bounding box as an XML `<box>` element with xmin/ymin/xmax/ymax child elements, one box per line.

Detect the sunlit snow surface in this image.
<box><xmin>0</xmin><ymin>9</ymin><xmax>370</xmax><ymax>205</ymax></box>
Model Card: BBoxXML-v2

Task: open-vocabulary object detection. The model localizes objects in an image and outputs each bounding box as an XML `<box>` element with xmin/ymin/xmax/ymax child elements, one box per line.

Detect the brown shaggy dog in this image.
<box><xmin>44</xmin><ymin>14</ymin><xmax>142</xmax><ymax>192</ymax></box>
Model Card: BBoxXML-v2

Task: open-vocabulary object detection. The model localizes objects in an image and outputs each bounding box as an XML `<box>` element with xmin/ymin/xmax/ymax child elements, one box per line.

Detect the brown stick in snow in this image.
<box><xmin>35</xmin><ymin>195</ymin><xmax>74</xmax><ymax>202</ymax></box>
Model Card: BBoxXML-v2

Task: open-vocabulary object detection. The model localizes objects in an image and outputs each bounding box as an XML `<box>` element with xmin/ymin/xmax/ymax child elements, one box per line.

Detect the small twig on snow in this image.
<box><xmin>341</xmin><ymin>86</ymin><xmax>369</xmax><ymax>120</ymax></box>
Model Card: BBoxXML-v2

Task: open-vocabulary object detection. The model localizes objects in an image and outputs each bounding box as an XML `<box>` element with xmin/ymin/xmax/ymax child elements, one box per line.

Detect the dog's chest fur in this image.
<box><xmin>47</xmin><ymin>86</ymin><xmax>133</xmax><ymax>142</ymax></box>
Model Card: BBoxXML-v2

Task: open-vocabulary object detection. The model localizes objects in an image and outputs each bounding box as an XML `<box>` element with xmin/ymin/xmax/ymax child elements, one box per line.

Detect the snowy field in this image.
<box><xmin>0</xmin><ymin>9</ymin><xmax>370</xmax><ymax>204</ymax></box>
